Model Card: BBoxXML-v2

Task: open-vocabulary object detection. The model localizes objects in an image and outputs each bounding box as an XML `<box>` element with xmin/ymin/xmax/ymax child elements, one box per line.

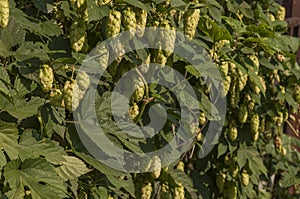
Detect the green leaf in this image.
<box><xmin>18</xmin><ymin>136</ymin><xmax>66</xmax><ymax>164</ymax></box>
<box><xmin>15</xmin><ymin>42</ymin><xmax>49</xmax><ymax>61</ymax></box>
<box><xmin>0</xmin><ymin>40</ymin><xmax>11</xmax><ymax>58</ymax></box>
<box><xmin>237</xmin><ymin>145</ymin><xmax>268</xmax><ymax>184</ymax></box>
<box><xmin>39</xmin><ymin>20</ymin><xmax>62</xmax><ymax>36</ymax></box>
<box><xmin>86</xmin><ymin>0</ymin><xmax>109</xmax><ymax>23</ymax></box>
<box><xmin>0</xmin><ymin>80</ymin><xmax>10</xmax><ymax>99</ymax></box>
<box><xmin>4</xmin><ymin>158</ymin><xmax>68</xmax><ymax>199</ymax></box>
<box><xmin>208</xmin><ymin>5</ymin><xmax>221</xmax><ymax>22</ymax></box>
<box><xmin>74</xmin><ymin>152</ymin><xmax>135</xmax><ymax>197</ymax></box>
<box><xmin>217</xmin><ymin>142</ymin><xmax>227</xmax><ymax>158</ymax></box>
<box><xmin>185</xmin><ymin>65</ymin><xmax>201</xmax><ymax>77</ymax></box>
<box><xmin>32</xmin><ymin>0</ymin><xmax>54</xmax><ymax>13</ymax></box>
<box><xmin>0</xmin><ymin>18</ymin><xmax>26</xmax><ymax>48</ymax></box>
<box><xmin>170</xmin><ymin>0</ymin><xmax>186</xmax><ymax>9</ymax></box>
<box><xmin>123</xmin><ymin>0</ymin><xmax>150</xmax><ymax>11</ymax></box>
<box><xmin>5</xmin><ymin>97</ymin><xmax>45</xmax><ymax>120</ymax></box>
<box><xmin>55</xmin><ymin>156</ymin><xmax>91</xmax><ymax>180</ymax></box>
<box><xmin>0</xmin><ymin>121</ymin><xmax>19</xmax><ymax>160</ymax></box>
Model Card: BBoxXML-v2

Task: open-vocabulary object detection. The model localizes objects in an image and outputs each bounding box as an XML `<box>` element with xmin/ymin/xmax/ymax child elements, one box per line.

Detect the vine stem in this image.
<box><xmin>286</xmin><ymin>120</ymin><xmax>299</xmax><ymax>137</ymax></box>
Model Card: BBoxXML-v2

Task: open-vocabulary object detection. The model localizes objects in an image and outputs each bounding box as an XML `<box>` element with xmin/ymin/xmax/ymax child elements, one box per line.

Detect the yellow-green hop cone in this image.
<box><xmin>0</xmin><ymin>0</ymin><xmax>9</xmax><ymax>28</ymax></box>
<box><xmin>39</xmin><ymin>64</ymin><xmax>54</xmax><ymax>92</ymax></box>
<box><xmin>150</xmin><ymin>156</ymin><xmax>162</xmax><ymax>179</ymax></box>
<box><xmin>76</xmin><ymin>71</ymin><xmax>90</xmax><ymax>91</ymax></box>
<box><xmin>238</xmin><ymin>104</ymin><xmax>248</xmax><ymax>124</ymax></box>
<box><xmin>155</xmin><ymin>50</ymin><xmax>168</xmax><ymax>67</ymax></box>
<box><xmin>111</xmin><ymin>38</ymin><xmax>125</xmax><ymax>62</ymax></box>
<box><xmin>199</xmin><ymin>112</ymin><xmax>206</xmax><ymax>126</ymax></box>
<box><xmin>228</xmin><ymin>125</ymin><xmax>238</xmax><ymax>142</ymax></box>
<box><xmin>174</xmin><ymin>183</ymin><xmax>185</xmax><ymax>199</ymax></box>
<box><xmin>97</xmin><ymin>0</ymin><xmax>110</xmax><ymax>6</ymax></box>
<box><xmin>50</xmin><ymin>89</ymin><xmax>65</xmax><ymax>108</ymax></box>
<box><xmin>221</xmin><ymin>75</ymin><xmax>231</xmax><ymax>98</ymax></box>
<box><xmin>183</xmin><ymin>7</ymin><xmax>200</xmax><ymax>39</ymax></box>
<box><xmin>97</xmin><ymin>45</ymin><xmax>109</xmax><ymax>71</ymax></box>
<box><xmin>70</xmin><ymin>19</ymin><xmax>87</xmax><ymax>52</ymax></box>
<box><xmin>248</xmin><ymin>54</ymin><xmax>259</xmax><ymax>70</ymax></box>
<box><xmin>160</xmin><ymin>183</ymin><xmax>171</xmax><ymax>199</ymax></box>
<box><xmin>250</xmin><ymin>114</ymin><xmax>260</xmax><ymax>142</ymax></box>
<box><xmin>106</xmin><ymin>10</ymin><xmax>121</xmax><ymax>38</ymax></box>
<box><xmin>129</xmin><ymin>103</ymin><xmax>139</xmax><ymax>120</ymax></box>
<box><xmin>159</xmin><ymin>20</ymin><xmax>176</xmax><ymax>57</ymax></box>
<box><xmin>268</xmin><ymin>13</ymin><xmax>275</xmax><ymax>21</ymax></box>
<box><xmin>216</xmin><ymin>172</ymin><xmax>226</xmax><ymax>192</ymax></box>
<box><xmin>229</xmin><ymin>163</ymin><xmax>239</xmax><ymax>179</ymax></box>
<box><xmin>276</xmin><ymin>6</ymin><xmax>286</xmax><ymax>21</ymax></box>
<box><xmin>133</xmin><ymin>78</ymin><xmax>145</xmax><ymax>102</ymax></box>
<box><xmin>72</xmin><ymin>0</ymin><xmax>86</xmax><ymax>11</ymax></box>
<box><xmin>135</xmin><ymin>9</ymin><xmax>147</xmax><ymax>38</ymax></box>
<box><xmin>293</xmin><ymin>86</ymin><xmax>300</xmax><ymax>104</ymax></box>
<box><xmin>63</xmin><ymin>80</ymin><xmax>83</xmax><ymax>112</ymax></box>
<box><xmin>141</xmin><ymin>182</ymin><xmax>152</xmax><ymax>199</ymax></box>
<box><xmin>219</xmin><ymin>61</ymin><xmax>229</xmax><ymax>76</ymax></box>
<box><xmin>237</xmin><ymin>68</ymin><xmax>248</xmax><ymax>91</ymax></box>
<box><xmin>122</xmin><ymin>7</ymin><xmax>136</xmax><ymax>37</ymax></box>
<box><xmin>176</xmin><ymin>161</ymin><xmax>185</xmax><ymax>172</ymax></box>
<box><xmin>241</xmin><ymin>169</ymin><xmax>249</xmax><ymax>186</ymax></box>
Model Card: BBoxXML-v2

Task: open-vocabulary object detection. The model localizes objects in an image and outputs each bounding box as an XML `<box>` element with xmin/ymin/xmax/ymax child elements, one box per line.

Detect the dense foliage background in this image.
<box><xmin>0</xmin><ymin>0</ymin><xmax>300</xmax><ymax>198</ymax></box>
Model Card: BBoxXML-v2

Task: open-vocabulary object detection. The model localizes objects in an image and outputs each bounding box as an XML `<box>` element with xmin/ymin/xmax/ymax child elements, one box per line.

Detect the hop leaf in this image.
<box><xmin>50</xmin><ymin>88</ymin><xmax>65</xmax><ymax>108</ymax></box>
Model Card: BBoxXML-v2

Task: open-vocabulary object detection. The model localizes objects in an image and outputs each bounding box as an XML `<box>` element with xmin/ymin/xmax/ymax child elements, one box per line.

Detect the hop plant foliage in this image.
<box><xmin>0</xmin><ymin>0</ymin><xmax>299</xmax><ymax>199</ymax></box>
